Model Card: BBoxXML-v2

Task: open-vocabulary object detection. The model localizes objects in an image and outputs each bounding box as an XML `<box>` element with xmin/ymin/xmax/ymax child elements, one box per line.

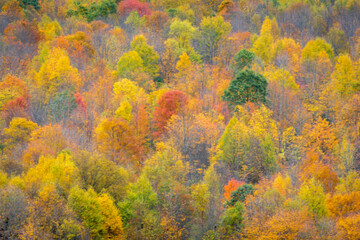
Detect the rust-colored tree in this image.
<box><xmin>153</xmin><ymin>90</ymin><xmax>187</xmax><ymax>137</ymax></box>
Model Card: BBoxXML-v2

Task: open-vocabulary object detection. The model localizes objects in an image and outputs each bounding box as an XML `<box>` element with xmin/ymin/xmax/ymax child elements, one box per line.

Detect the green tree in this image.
<box><xmin>215</xmin><ymin>116</ymin><xmax>249</xmax><ymax>174</ymax></box>
<box><xmin>68</xmin><ymin>185</ymin><xmax>125</xmax><ymax>239</ymax></box>
<box><xmin>67</xmin><ymin>0</ymin><xmax>117</xmax><ymax>22</ymax></box>
<box><xmin>232</xmin><ymin>49</ymin><xmax>255</xmax><ymax>74</ymax></box>
<box><xmin>117</xmin><ymin>51</ymin><xmax>144</xmax><ymax>78</ymax></box>
<box><xmin>125</xmin><ymin>11</ymin><xmax>145</xmax><ymax>32</ymax></box>
<box><xmin>68</xmin><ymin>187</ymin><xmax>106</xmax><ymax>239</ymax></box>
<box><xmin>220</xmin><ymin>202</ymin><xmax>245</xmax><ymax>237</ymax></box>
<box><xmin>169</xmin><ymin>19</ymin><xmax>197</xmax><ymax>50</ymax></box>
<box><xmin>226</xmin><ymin>184</ymin><xmax>255</xmax><ymax>207</ymax></box>
<box><xmin>19</xmin><ymin>0</ymin><xmax>40</xmax><ymax>10</ymax></box>
<box><xmin>222</xmin><ymin>69</ymin><xmax>268</xmax><ymax>108</ymax></box>
<box><xmin>130</xmin><ymin>35</ymin><xmax>160</xmax><ymax>77</ymax></box>
<box><xmin>118</xmin><ymin>175</ymin><xmax>160</xmax><ymax>239</ymax></box>
<box><xmin>298</xmin><ymin>178</ymin><xmax>328</xmax><ymax>218</ymax></box>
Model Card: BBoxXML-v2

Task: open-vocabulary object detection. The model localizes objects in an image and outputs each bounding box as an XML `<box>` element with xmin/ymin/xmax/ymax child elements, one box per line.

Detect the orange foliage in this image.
<box><xmin>326</xmin><ymin>191</ymin><xmax>360</xmax><ymax>217</ymax></box>
<box><xmin>224</xmin><ymin>178</ymin><xmax>244</xmax><ymax>201</ymax></box>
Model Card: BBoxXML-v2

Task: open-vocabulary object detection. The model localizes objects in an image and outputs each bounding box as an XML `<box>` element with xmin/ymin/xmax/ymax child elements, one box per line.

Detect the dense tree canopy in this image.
<box><xmin>1</xmin><ymin>0</ymin><xmax>360</xmax><ymax>239</ymax></box>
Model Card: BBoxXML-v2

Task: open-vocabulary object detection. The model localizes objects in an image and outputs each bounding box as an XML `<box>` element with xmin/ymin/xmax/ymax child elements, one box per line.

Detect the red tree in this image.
<box><xmin>74</xmin><ymin>92</ymin><xmax>87</xmax><ymax>116</ymax></box>
<box><xmin>117</xmin><ymin>0</ymin><xmax>151</xmax><ymax>17</ymax></box>
<box><xmin>3</xmin><ymin>97</ymin><xmax>29</xmax><ymax>126</ymax></box>
<box><xmin>154</xmin><ymin>90</ymin><xmax>187</xmax><ymax>137</ymax></box>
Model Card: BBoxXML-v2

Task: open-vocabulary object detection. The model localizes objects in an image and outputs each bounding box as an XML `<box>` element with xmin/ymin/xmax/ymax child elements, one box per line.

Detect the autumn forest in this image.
<box><xmin>0</xmin><ymin>0</ymin><xmax>360</xmax><ymax>239</ymax></box>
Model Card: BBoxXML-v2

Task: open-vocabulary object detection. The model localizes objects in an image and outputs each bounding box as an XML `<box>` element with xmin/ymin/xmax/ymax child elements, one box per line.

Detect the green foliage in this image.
<box><xmin>69</xmin><ymin>186</ymin><xmax>125</xmax><ymax>239</ymax></box>
<box><xmin>130</xmin><ymin>35</ymin><xmax>159</xmax><ymax>77</ymax></box>
<box><xmin>39</xmin><ymin>15</ymin><xmax>63</xmax><ymax>41</ymax></box>
<box><xmin>216</xmin><ymin>116</ymin><xmax>248</xmax><ymax>173</ymax></box>
<box><xmin>67</xmin><ymin>0</ymin><xmax>117</xmax><ymax>22</ymax></box>
<box><xmin>1</xmin><ymin>1</ymin><xmax>360</xmax><ymax>238</ymax></box>
<box><xmin>326</xmin><ymin>24</ymin><xmax>348</xmax><ymax>55</ymax></box>
<box><xmin>232</xmin><ymin>49</ymin><xmax>255</xmax><ymax>74</ymax></box>
<box><xmin>49</xmin><ymin>89</ymin><xmax>77</xmax><ymax>122</ymax></box>
<box><xmin>125</xmin><ymin>11</ymin><xmax>145</xmax><ymax>31</ymax></box>
<box><xmin>221</xmin><ymin>202</ymin><xmax>245</xmax><ymax>235</ymax></box>
<box><xmin>118</xmin><ymin>175</ymin><xmax>159</xmax><ymax>238</ymax></box>
<box><xmin>169</xmin><ymin>19</ymin><xmax>197</xmax><ymax>49</ymax></box>
<box><xmin>117</xmin><ymin>51</ymin><xmax>144</xmax><ymax>78</ymax></box>
<box><xmin>143</xmin><ymin>142</ymin><xmax>188</xmax><ymax>190</ymax></box>
<box><xmin>223</xmin><ymin>69</ymin><xmax>268</xmax><ymax>107</ymax></box>
<box><xmin>19</xmin><ymin>0</ymin><xmax>40</xmax><ymax>10</ymax></box>
<box><xmin>226</xmin><ymin>184</ymin><xmax>255</xmax><ymax>207</ymax></box>
<box><xmin>68</xmin><ymin>187</ymin><xmax>106</xmax><ymax>238</ymax></box>
<box><xmin>298</xmin><ymin>178</ymin><xmax>328</xmax><ymax>217</ymax></box>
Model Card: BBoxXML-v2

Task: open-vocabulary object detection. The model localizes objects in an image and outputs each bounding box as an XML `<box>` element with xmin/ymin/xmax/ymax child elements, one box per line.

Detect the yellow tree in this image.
<box><xmin>301</xmin><ymin>38</ymin><xmax>334</xmax><ymax>106</ymax></box>
<box><xmin>252</xmin><ymin>17</ymin><xmax>279</xmax><ymax>64</ymax></box>
<box><xmin>38</xmin><ymin>15</ymin><xmax>63</xmax><ymax>41</ymax></box>
<box><xmin>197</xmin><ymin>15</ymin><xmax>231</xmax><ymax>64</ymax></box>
<box><xmin>330</xmin><ymin>54</ymin><xmax>358</xmax><ymax>97</ymax></box>
<box><xmin>23</xmin><ymin>152</ymin><xmax>79</xmax><ymax>197</ymax></box>
<box><xmin>98</xmin><ymin>193</ymin><xmax>125</xmax><ymax>239</ymax></box>
<box><xmin>32</xmin><ymin>47</ymin><xmax>81</xmax><ymax>103</ymax></box>
<box><xmin>174</xmin><ymin>52</ymin><xmax>201</xmax><ymax>96</ymax></box>
<box><xmin>113</xmin><ymin>78</ymin><xmax>148</xmax><ymax>106</ymax></box>
<box><xmin>270</xmin><ymin>38</ymin><xmax>302</xmax><ymax>76</ymax></box>
<box><xmin>3</xmin><ymin>117</ymin><xmax>38</xmax><ymax>150</ymax></box>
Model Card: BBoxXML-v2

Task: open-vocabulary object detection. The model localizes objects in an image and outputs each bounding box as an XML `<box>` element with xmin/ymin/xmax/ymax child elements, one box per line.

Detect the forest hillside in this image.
<box><xmin>0</xmin><ymin>0</ymin><xmax>360</xmax><ymax>239</ymax></box>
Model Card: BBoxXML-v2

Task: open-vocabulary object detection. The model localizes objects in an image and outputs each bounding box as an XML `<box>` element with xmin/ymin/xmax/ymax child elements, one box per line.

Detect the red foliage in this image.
<box><xmin>3</xmin><ymin>97</ymin><xmax>29</xmax><ymax>126</ymax></box>
<box><xmin>117</xmin><ymin>0</ymin><xmax>151</xmax><ymax>17</ymax></box>
<box><xmin>224</xmin><ymin>178</ymin><xmax>244</xmax><ymax>201</ymax></box>
<box><xmin>154</xmin><ymin>90</ymin><xmax>187</xmax><ymax>136</ymax></box>
<box><xmin>74</xmin><ymin>92</ymin><xmax>87</xmax><ymax>115</ymax></box>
